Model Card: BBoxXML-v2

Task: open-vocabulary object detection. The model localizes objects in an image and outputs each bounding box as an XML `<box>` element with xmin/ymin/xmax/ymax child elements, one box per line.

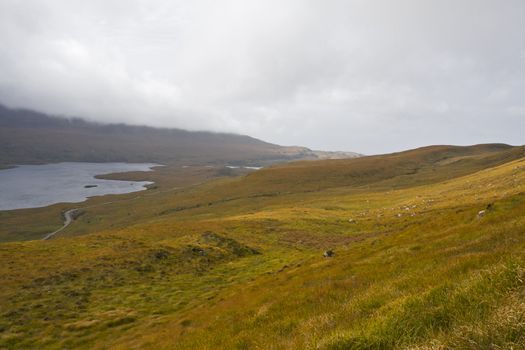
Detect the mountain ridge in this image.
<box><xmin>0</xmin><ymin>104</ymin><xmax>361</xmax><ymax>167</ymax></box>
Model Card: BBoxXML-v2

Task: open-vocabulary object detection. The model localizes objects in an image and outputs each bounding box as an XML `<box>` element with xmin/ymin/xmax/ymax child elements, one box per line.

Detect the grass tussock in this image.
<box><xmin>327</xmin><ymin>262</ymin><xmax>525</xmax><ymax>349</ymax></box>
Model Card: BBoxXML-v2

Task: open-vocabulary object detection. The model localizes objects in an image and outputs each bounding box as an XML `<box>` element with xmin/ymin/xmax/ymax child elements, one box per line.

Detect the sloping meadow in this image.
<box><xmin>0</xmin><ymin>148</ymin><xmax>524</xmax><ymax>349</ymax></box>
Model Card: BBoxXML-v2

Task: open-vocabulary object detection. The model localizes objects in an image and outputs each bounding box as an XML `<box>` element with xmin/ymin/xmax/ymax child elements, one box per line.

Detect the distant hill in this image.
<box><xmin>233</xmin><ymin>143</ymin><xmax>525</xmax><ymax>194</ymax></box>
<box><xmin>0</xmin><ymin>104</ymin><xmax>361</xmax><ymax>167</ymax></box>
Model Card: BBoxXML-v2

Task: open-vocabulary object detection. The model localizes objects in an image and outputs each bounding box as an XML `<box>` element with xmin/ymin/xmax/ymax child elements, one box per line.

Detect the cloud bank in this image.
<box><xmin>0</xmin><ymin>0</ymin><xmax>524</xmax><ymax>153</ymax></box>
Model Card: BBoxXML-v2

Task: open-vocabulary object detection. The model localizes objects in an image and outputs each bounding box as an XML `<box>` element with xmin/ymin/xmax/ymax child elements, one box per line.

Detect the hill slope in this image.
<box><xmin>238</xmin><ymin>143</ymin><xmax>524</xmax><ymax>192</ymax></box>
<box><xmin>0</xmin><ymin>104</ymin><xmax>360</xmax><ymax>167</ymax></box>
<box><xmin>0</xmin><ymin>144</ymin><xmax>524</xmax><ymax>349</ymax></box>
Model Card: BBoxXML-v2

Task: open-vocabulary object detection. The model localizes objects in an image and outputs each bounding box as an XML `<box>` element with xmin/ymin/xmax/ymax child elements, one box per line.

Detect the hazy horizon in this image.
<box><xmin>1</xmin><ymin>0</ymin><xmax>524</xmax><ymax>154</ymax></box>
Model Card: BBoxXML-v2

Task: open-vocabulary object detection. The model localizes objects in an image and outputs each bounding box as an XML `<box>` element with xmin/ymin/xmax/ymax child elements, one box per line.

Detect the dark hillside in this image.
<box><xmin>0</xmin><ymin>104</ymin><xmax>359</xmax><ymax>166</ymax></box>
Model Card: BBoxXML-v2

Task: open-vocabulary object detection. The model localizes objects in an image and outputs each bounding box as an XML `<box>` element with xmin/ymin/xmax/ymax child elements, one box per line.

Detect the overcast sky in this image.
<box><xmin>0</xmin><ymin>0</ymin><xmax>524</xmax><ymax>154</ymax></box>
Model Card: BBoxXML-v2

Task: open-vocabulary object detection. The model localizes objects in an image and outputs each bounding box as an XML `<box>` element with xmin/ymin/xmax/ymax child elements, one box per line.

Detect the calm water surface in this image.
<box><xmin>0</xmin><ymin>162</ymin><xmax>158</xmax><ymax>210</ymax></box>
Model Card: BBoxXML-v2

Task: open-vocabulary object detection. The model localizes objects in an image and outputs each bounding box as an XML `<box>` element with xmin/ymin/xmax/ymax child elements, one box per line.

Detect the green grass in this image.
<box><xmin>0</xmin><ymin>144</ymin><xmax>524</xmax><ymax>349</ymax></box>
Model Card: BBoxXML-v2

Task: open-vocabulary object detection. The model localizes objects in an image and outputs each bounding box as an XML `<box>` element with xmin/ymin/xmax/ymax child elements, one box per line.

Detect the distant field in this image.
<box><xmin>1</xmin><ymin>144</ymin><xmax>524</xmax><ymax>349</ymax></box>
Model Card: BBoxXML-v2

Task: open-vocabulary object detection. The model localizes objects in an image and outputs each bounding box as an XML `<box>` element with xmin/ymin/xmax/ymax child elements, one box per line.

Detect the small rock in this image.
<box><xmin>477</xmin><ymin>210</ymin><xmax>486</xmax><ymax>218</ymax></box>
<box><xmin>323</xmin><ymin>250</ymin><xmax>335</xmax><ymax>258</ymax></box>
<box><xmin>348</xmin><ymin>219</ymin><xmax>357</xmax><ymax>224</ymax></box>
<box><xmin>191</xmin><ymin>247</ymin><xmax>206</xmax><ymax>256</ymax></box>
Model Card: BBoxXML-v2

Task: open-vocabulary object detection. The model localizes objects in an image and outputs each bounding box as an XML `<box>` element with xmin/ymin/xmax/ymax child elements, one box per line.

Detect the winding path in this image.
<box><xmin>41</xmin><ymin>168</ymin><xmax>246</xmax><ymax>240</ymax></box>
<box><xmin>42</xmin><ymin>209</ymin><xmax>79</xmax><ymax>240</ymax></box>
<box><xmin>41</xmin><ymin>184</ymin><xmax>187</xmax><ymax>240</ymax></box>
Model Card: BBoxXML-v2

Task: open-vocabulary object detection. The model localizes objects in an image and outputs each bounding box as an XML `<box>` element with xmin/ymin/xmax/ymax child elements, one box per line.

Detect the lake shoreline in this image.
<box><xmin>0</xmin><ymin>162</ymin><xmax>159</xmax><ymax>211</ymax></box>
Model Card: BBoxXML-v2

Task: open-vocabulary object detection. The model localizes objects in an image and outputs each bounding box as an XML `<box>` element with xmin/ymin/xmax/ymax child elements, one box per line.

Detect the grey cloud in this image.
<box><xmin>0</xmin><ymin>0</ymin><xmax>524</xmax><ymax>154</ymax></box>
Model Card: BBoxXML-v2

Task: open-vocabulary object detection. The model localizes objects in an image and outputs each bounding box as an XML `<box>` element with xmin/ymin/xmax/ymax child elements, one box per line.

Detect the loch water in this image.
<box><xmin>0</xmin><ymin>162</ymin><xmax>158</xmax><ymax>210</ymax></box>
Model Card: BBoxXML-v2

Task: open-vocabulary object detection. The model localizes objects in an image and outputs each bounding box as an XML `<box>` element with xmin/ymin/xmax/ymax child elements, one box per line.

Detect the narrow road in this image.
<box><xmin>42</xmin><ymin>209</ymin><xmax>78</xmax><ymax>240</ymax></box>
<box><xmin>41</xmin><ymin>185</ymin><xmax>185</xmax><ymax>240</ymax></box>
<box><xmin>41</xmin><ymin>174</ymin><xmax>222</xmax><ymax>240</ymax></box>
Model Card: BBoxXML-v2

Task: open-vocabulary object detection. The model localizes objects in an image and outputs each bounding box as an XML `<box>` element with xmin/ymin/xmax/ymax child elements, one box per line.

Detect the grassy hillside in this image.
<box><xmin>0</xmin><ymin>144</ymin><xmax>524</xmax><ymax>349</ymax></box>
<box><xmin>0</xmin><ymin>104</ymin><xmax>360</xmax><ymax>167</ymax></box>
